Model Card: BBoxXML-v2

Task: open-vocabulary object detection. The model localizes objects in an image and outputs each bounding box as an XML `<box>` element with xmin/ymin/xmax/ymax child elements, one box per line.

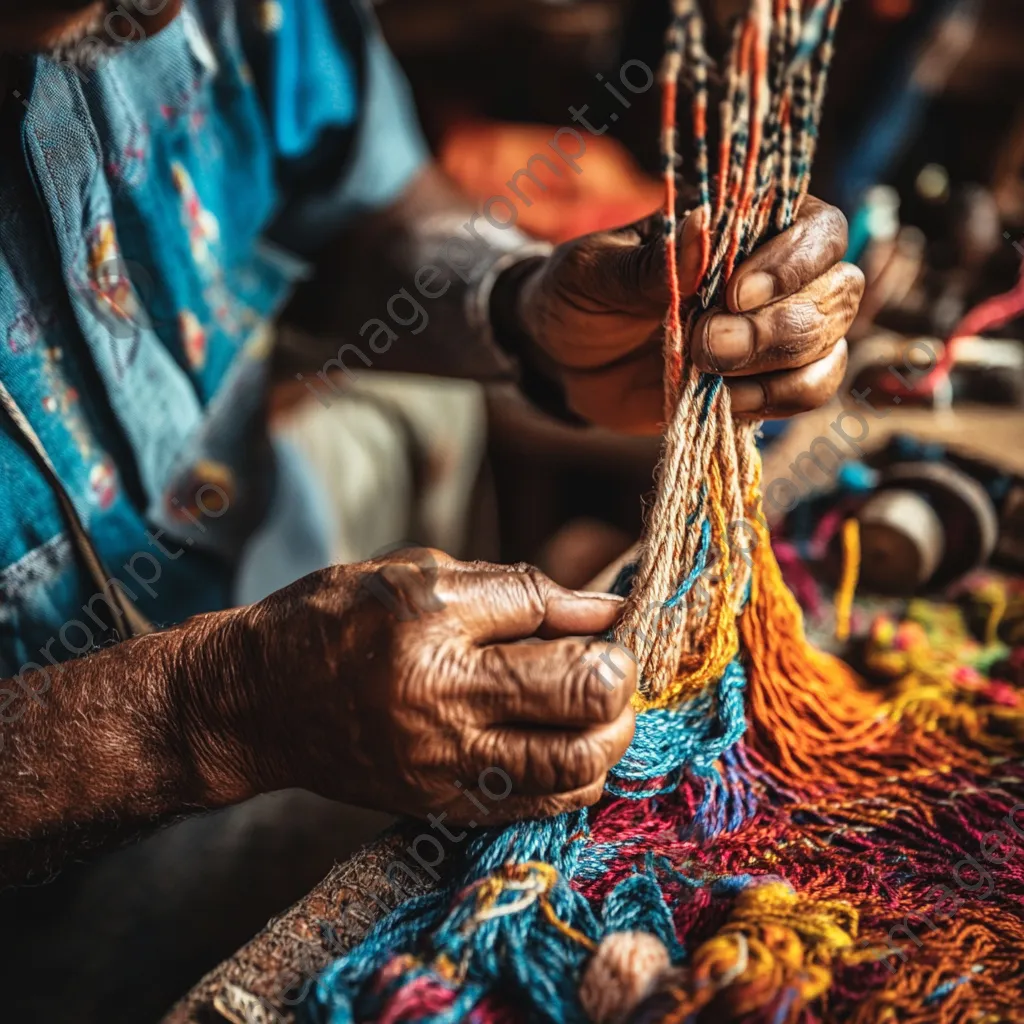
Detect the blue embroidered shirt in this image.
<box><xmin>0</xmin><ymin>0</ymin><xmax>427</xmax><ymax>678</ymax></box>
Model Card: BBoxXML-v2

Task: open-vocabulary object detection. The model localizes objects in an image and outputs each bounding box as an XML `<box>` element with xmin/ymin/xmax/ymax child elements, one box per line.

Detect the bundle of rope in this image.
<box><xmin>308</xmin><ymin>2</ymin><xmax>1024</xmax><ymax>1021</ymax></box>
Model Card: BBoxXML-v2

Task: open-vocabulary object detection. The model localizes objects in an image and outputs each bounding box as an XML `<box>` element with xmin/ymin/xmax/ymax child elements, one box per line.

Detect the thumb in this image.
<box><xmin>447</xmin><ymin>566</ymin><xmax>625</xmax><ymax>644</ymax></box>
<box><xmin>676</xmin><ymin>205</ymin><xmax>708</xmax><ymax>297</ymax></box>
<box><xmin>594</xmin><ymin>206</ymin><xmax>707</xmax><ymax>318</ymax></box>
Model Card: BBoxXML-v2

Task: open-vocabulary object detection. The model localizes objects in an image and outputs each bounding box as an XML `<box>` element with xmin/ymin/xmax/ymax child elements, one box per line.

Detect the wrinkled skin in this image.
<box><xmin>189</xmin><ymin>551</ymin><xmax>638</xmax><ymax>824</ymax></box>
<box><xmin>521</xmin><ymin>197</ymin><xmax>864</xmax><ymax>433</ymax></box>
<box><xmin>0</xmin><ymin>0</ymin><xmax>864</xmax><ymax>883</ymax></box>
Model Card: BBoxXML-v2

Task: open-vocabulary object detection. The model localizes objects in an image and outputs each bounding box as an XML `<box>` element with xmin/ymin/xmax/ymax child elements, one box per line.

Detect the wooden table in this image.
<box><xmin>168</xmin><ymin>404</ymin><xmax>1024</xmax><ymax>1024</ymax></box>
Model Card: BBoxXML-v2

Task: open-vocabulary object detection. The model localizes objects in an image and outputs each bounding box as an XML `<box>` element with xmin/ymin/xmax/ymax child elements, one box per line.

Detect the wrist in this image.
<box><xmin>490</xmin><ymin>254</ymin><xmax>587</xmax><ymax>425</ymax></box>
<box><xmin>172</xmin><ymin>607</ymin><xmax>264</xmax><ymax>807</ymax></box>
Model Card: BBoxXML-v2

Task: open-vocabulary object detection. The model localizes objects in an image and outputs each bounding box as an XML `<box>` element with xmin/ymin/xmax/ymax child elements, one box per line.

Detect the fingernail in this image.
<box><xmin>729</xmin><ymin>381</ymin><xmax>765</xmax><ymax>414</ymax></box>
<box><xmin>679</xmin><ymin>208</ymin><xmax>708</xmax><ymax>290</ymax></box>
<box><xmin>704</xmin><ymin>315</ymin><xmax>753</xmax><ymax>371</ymax></box>
<box><xmin>571</xmin><ymin>590</ymin><xmax>625</xmax><ymax>602</ymax></box>
<box><xmin>736</xmin><ymin>271</ymin><xmax>774</xmax><ymax>312</ymax></box>
<box><xmin>681</xmin><ymin>205</ymin><xmax>707</xmax><ymax>238</ymax></box>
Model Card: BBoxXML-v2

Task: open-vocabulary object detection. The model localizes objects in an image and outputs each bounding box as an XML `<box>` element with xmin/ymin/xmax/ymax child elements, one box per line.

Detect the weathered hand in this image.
<box><xmin>518</xmin><ymin>196</ymin><xmax>864</xmax><ymax>432</ymax></box>
<box><xmin>190</xmin><ymin>551</ymin><xmax>636</xmax><ymax>824</ymax></box>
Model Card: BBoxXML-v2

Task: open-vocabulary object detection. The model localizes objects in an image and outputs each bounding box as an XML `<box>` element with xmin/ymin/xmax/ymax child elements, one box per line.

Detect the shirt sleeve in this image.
<box><xmin>255</xmin><ymin>0</ymin><xmax>430</xmax><ymax>258</ymax></box>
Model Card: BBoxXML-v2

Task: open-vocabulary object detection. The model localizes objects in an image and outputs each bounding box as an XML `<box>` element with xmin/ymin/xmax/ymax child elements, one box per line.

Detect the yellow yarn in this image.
<box><xmin>656</xmin><ymin>882</ymin><xmax>860</xmax><ymax>1024</ymax></box>
<box><xmin>834</xmin><ymin>518</ymin><xmax>861</xmax><ymax>643</ymax></box>
<box><xmin>473</xmin><ymin>862</ymin><xmax>598</xmax><ymax>953</ymax></box>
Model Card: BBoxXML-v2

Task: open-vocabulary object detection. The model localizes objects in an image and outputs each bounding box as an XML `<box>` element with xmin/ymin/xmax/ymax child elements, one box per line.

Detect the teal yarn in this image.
<box><xmin>307</xmin><ymin>646</ymin><xmax>751</xmax><ymax>1023</ymax></box>
<box><xmin>605</xmin><ymin>658</ymin><xmax>747</xmax><ymax>797</ymax></box>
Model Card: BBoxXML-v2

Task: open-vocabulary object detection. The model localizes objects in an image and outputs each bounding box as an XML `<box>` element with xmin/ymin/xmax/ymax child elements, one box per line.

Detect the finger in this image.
<box><xmin>725</xmin><ymin>196</ymin><xmax>850</xmax><ymax>313</ymax></box>
<box><xmin>356</xmin><ymin>547</ymin><xmax>455</xmax><ymax>620</ymax></box>
<box><xmin>472</xmin><ymin>638</ymin><xmax>637</xmax><ymax>727</ymax></box>
<box><xmin>727</xmin><ymin>338</ymin><xmax>848</xmax><ymax>420</ymax></box>
<box><xmin>469</xmin><ymin>705</ymin><xmax>636</xmax><ymax>796</ymax></box>
<box><xmin>582</xmin><ymin>207</ymin><xmax>707</xmax><ymax>319</ymax></box>
<box><xmin>692</xmin><ymin>262</ymin><xmax>863</xmax><ymax>376</ymax></box>
<box><xmin>460</xmin><ymin>777</ymin><xmax>609</xmax><ymax>825</ymax></box>
<box><xmin>441</xmin><ymin>566</ymin><xmax>625</xmax><ymax>644</ymax></box>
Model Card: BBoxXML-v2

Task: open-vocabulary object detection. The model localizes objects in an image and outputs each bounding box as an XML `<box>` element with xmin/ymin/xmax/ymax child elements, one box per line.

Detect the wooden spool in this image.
<box><xmin>854</xmin><ymin>461</ymin><xmax>999</xmax><ymax>595</ymax></box>
<box><xmin>856</xmin><ymin>489</ymin><xmax>945</xmax><ymax>594</ymax></box>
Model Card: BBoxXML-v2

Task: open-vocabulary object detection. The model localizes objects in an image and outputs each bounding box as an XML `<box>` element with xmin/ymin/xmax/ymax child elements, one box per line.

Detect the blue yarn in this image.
<box><xmin>604</xmin><ymin>773</ymin><xmax>682</xmax><ymax>799</ymax></box>
<box><xmin>771</xmin><ymin>986</ymin><xmax>800</xmax><ymax>1024</ymax></box>
<box><xmin>924</xmin><ymin>970</ymin><xmax>980</xmax><ymax>1006</ymax></box>
<box><xmin>836</xmin><ymin>461</ymin><xmax>877</xmax><ymax>494</ymax></box>
<box><xmin>600</xmin><ymin>861</ymin><xmax>685</xmax><ymax>962</ymax></box>
<box><xmin>686</xmin><ymin>485</ymin><xmax>708</xmax><ymax>527</ymax></box>
<box><xmin>710</xmin><ymin>873</ymin><xmax>762</xmax><ymax>896</ymax></box>
<box><xmin>309</xmin><ymin>490</ymin><xmax>754</xmax><ymax>1022</ymax></box>
<box><xmin>789</xmin><ymin>0</ymin><xmax>834</xmax><ymax>70</ymax></box>
<box><xmin>609</xmin><ymin>659</ymin><xmax>747</xmax><ymax>790</ymax></box>
<box><xmin>719</xmin><ymin>745</ymin><xmax>760</xmax><ymax>830</ymax></box>
<box><xmin>309</xmin><ymin>652</ymin><xmax>752</xmax><ymax>1021</ymax></box>
<box><xmin>698</xmin><ymin>375</ymin><xmax>723</xmax><ymax>420</ymax></box>
<box><xmin>576</xmin><ymin>837</ymin><xmax>651</xmax><ymax>882</ymax></box>
<box><xmin>665</xmin><ymin>518</ymin><xmax>712</xmax><ymax>609</ymax></box>
<box><xmin>309</xmin><ymin>810</ymin><xmax>600</xmax><ymax>1023</ymax></box>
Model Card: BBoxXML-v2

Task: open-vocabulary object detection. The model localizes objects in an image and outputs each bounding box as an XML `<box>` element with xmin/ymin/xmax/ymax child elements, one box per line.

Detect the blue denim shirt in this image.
<box><xmin>0</xmin><ymin>0</ymin><xmax>427</xmax><ymax>677</ymax></box>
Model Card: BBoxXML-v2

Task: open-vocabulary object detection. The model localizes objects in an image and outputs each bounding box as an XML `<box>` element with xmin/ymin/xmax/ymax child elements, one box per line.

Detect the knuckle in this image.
<box><xmin>406</xmin><ymin>638</ymin><xmax>466</xmax><ymax>703</ymax></box>
<box><xmin>619</xmin><ymin>706</ymin><xmax>638</xmax><ymax>751</ymax></box>
<box><xmin>523</xmin><ymin>564</ymin><xmax>553</xmax><ymax>595</ymax></box>
<box><xmin>532</xmin><ymin>734</ymin><xmax>580</xmax><ymax>793</ymax></box>
<box><xmin>480</xmin><ymin>565</ymin><xmax>547</xmax><ymax>626</ymax></box>
<box><xmin>480</xmin><ymin>643</ymin><xmax>511</xmax><ymax>683</ymax></box>
<box><xmin>818</xmin><ymin>203</ymin><xmax>850</xmax><ymax>258</ymax></box>
<box><xmin>784</xmin><ymin>375</ymin><xmax>827</xmax><ymax>412</ymax></box>
<box><xmin>781</xmin><ymin>300</ymin><xmax>821</xmax><ymax>343</ymax></box>
<box><xmin>762</xmin><ymin>301</ymin><xmax>820</xmax><ymax>367</ymax></box>
<box><xmin>801</xmin><ymin>195</ymin><xmax>848</xmax><ymax>250</ymax></box>
<box><xmin>519</xmin><ymin>566</ymin><xmax>552</xmax><ymax>618</ymax></box>
<box><xmin>579</xmin><ymin>665</ymin><xmax>615</xmax><ymax>721</ymax></box>
<box><xmin>843</xmin><ymin>261</ymin><xmax>866</xmax><ymax>294</ymax></box>
<box><xmin>768</xmin><ymin>254</ymin><xmax>807</xmax><ymax>298</ymax></box>
<box><xmin>833</xmin><ymin>338</ymin><xmax>850</xmax><ymax>376</ymax></box>
<box><xmin>480</xmin><ymin>646</ymin><xmax>529</xmax><ymax>713</ymax></box>
<box><xmin>799</xmin><ymin>383</ymin><xmax>832</xmax><ymax>412</ymax></box>
<box><xmin>584</xmin><ymin>642</ymin><xmax>637</xmax><ymax>705</ymax></box>
<box><xmin>841</xmin><ymin>263</ymin><xmax>867</xmax><ymax>312</ymax></box>
<box><xmin>797</xmin><ymin>354</ymin><xmax>845</xmax><ymax>411</ymax></box>
<box><xmin>562</xmin><ymin>778</ymin><xmax>608</xmax><ymax>814</ymax></box>
<box><xmin>775</xmin><ymin>201</ymin><xmax>848</xmax><ymax>291</ymax></box>
<box><xmin>562</xmin><ymin>733</ymin><xmax>609</xmax><ymax>790</ymax></box>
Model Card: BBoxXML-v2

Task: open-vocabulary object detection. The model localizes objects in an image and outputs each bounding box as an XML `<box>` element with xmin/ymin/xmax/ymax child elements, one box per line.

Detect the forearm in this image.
<box><xmin>0</xmin><ymin>611</ymin><xmax>241</xmax><ymax>886</ymax></box>
<box><xmin>277</xmin><ymin>163</ymin><xmax>550</xmax><ymax>383</ymax></box>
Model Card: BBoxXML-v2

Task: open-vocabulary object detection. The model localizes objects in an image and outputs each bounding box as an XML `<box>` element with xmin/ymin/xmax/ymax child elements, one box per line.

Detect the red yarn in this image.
<box><xmin>883</xmin><ymin>254</ymin><xmax>1024</xmax><ymax>397</ymax></box>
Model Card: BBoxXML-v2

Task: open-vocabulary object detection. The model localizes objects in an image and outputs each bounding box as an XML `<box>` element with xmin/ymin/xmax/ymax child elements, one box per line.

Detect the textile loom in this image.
<box><xmin>181</xmin><ymin>2</ymin><xmax>1024</xmax><ymax>1022</ymax></box>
